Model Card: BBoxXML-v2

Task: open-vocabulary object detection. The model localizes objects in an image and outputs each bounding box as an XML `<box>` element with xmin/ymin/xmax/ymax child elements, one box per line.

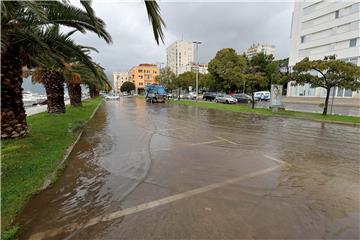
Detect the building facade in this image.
<box><xmin>287</xmin><ymin>1</ymin><xmax>360</xmax><ymax>98</ymax></box>
<box><xmin>113</xmin><ymin>72</ymin><xmax>129</xmax><ymax>93</ymax></box>
<box><xmin>128</xmin><ymin>64</ymin><xmax>159</xmax><ymax>94</ymax></box>
<box><xmin>166</xmin><ymin>40</ymin><xmax>194</xmax><ymax>75</ymax></box>
<box><xmin>245</xmin><ymin>43</ymin><xmax>276</xmax><ymax>57</ymax></box>
<box><xmin>183</xmin><ymin>63</ymin><xmax>209</xmax><ymax>74</ymax></box>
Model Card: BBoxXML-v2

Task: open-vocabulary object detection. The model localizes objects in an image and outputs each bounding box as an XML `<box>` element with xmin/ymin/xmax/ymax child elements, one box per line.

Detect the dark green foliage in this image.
<box><xmin>120</xmin><ymin>81</ymin><xmax>135</xmax><ymax>93</ymax></box>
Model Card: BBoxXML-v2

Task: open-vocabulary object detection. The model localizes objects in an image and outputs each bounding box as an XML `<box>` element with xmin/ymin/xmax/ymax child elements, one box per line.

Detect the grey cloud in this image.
<box><xmin>72</xmin><ymin>1</ymin><xmax>293</xmax><ymax>82</ymax></box>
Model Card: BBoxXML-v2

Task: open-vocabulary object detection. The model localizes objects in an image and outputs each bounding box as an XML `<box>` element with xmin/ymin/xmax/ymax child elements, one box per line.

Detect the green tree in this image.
<box><xmin>121</xmin><ymin>81</ymin><xmax>135</xmax><ymax>93</ymax></box>
<box><xmin>249</xmin><ymin>52</ymin><xmax>274</xmax><ymax>90</ymax></box>
<box><xmin>155</xmin><ymin>67</ymin><xmax>176</xmax><ymax>90</ymax></box>
<box><xmin>208</xmin><ymin>48</ymin><xmax>246</xmax><ymax>92</ymax></box>
<box><xmin>266</xmin><ymin>58</ymin><xmax>290</xmax><ymax>94</ymax></box>
<box><xmin>292</xmin><ymin>56</ymin><xmax>360</xmax><ymax>115</ymax></box>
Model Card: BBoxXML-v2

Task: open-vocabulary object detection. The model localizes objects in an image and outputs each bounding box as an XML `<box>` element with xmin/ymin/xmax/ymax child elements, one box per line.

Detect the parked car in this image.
<box><xmin>105</xmin><ymin>94</ymin><xmax>120</xmax><ymax>100</ymax></box>
<box><xmin>182</xmin><ymin>92</ymin><xmax>196</xmax><ymax>100</ymax></box>
<box><xmin>254</xmin><ymin>91</ymin><xmax>270</xmax><ymax>101</ymax></box>
<box><xmin>215</xmin><ymin>94</ymin><xmax>237</xmax><ymax>104</ymax></box>
<box><xmin>233</xmin><ymin>93</ymin><xmax>252</xmax><ymax>103</ymax></box>
<box><xmin>202</xmin><ymin>92</ymin><xmax>217</xmax><ymax>101</ymax></box>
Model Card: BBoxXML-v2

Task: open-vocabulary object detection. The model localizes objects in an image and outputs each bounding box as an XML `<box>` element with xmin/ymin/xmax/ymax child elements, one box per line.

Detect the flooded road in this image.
<box><xmin>18</xmin><ymin>98</ymin><xmax>359</xmax><ymax>239</ymax></box>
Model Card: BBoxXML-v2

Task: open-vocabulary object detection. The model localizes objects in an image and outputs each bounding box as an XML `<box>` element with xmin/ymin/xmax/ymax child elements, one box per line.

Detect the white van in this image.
<box><xmin>254</xmin><ymin>91</ymin><xmax>270</xmax><ymax>101</ymax></box>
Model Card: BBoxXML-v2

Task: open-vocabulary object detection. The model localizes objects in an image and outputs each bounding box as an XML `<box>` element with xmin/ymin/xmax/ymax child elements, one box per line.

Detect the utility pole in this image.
<box><xmin>193</xmin><ymin>41</ymin><xmax>202</xmax><ymax>102</ymax></box>
<box><xmin>157</xmin><ymin>62</ymin><xmax>164</xmax><ymax>85</ymax></box>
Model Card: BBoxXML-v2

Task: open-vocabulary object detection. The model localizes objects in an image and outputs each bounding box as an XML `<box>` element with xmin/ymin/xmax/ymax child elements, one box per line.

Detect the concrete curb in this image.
<box><xmin>41</xmin><ymin>99</ymin><xmax>103</xmax><ymax>190</ymax></box>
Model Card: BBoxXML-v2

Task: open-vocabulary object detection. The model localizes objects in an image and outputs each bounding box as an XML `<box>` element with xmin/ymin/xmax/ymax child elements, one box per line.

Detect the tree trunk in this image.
<box><xmin>42</xmin><ymin>71</ymin><xmax>65</xmax><ymax>114</ymax></box>
<box><xmin>251</xmin><ymin>91</ymin><xmax>255</xmax><ymax>109</ymax></box>
<box><xmin>322</xmin><ymin>87</ymin><xmax>331</xmax><ymax>115</ymax></box>
<box><xmin>89</xmin><ymin>86</ymin><xmax>99</xmax><ymax>98</ymax></box>
<box><xmin>68</xmin><ymin>83</ymin><xmax>82</xmax><ymax>107</ymax></box>
<box><xmin>1</xmin><ymin>45</ymin><xmax>28</xmax><ymax>139</ymax></box>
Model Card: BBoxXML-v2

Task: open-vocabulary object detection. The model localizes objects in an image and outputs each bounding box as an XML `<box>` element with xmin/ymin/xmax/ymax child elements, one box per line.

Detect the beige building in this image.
<box><xmin>113</xmin><ymin>72</ymin><xmax>129</xmax><ymax>93</ymax></box>
<box><xmin>245</xmin><ymin>43</ymin><xmax>276</xmax><ymax>57</ymax></box>
<box><xmin>128</xmin><ymin>64</ymin><xmax>159</xmax><ymax>94</ymax></box>
<box><xmin>166</xmin><ymin>40</ymin><xmax>194</xmax><ymax>75</ymax></box>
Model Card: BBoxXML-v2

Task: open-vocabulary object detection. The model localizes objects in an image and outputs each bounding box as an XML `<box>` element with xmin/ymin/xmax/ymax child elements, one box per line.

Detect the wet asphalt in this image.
<box><xmin>18</xmin><ymin>98</ymin><xmax>359</xmax><ymax>239</ymax></box>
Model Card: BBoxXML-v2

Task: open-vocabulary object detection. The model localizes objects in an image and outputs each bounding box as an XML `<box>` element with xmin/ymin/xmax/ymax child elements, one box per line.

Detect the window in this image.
<box><xmin>344</xmin><ymin>89</ymin><xmax>353</xmax><ymax>97</ymax></box>
<box><xmin>138</xmin><ymin>69</ymin><xmax>143</xmax><ymax>73</ymax></box>
<box><xmin>335</xmin><ymin>10</ymin><xmax>339</xmax><ymax>18</ymax></box>
<box><xmin>139</xmin><ymin>82</ymin><xmax>143</xmax><ymax>86</ymax></box>
<box><xmin>349</xmin><ymin>38</ymin><xmax>357</xmax><ymax>47</ymax></box>
<box><xmin>301</xmin><ymin>36</ymin><xmax>305</xmax><ymax>43</ymax></box>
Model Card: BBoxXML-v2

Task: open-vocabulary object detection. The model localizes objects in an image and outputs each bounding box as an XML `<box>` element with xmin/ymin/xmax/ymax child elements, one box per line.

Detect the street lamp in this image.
<box><xmin>157</xmin><ymin>62</ymin><xmax>164</xmax><ymax>84</ymax></box>
<box><xmin>193</xmin><ymin>41</ymin><xmax>202</xmax><ymax>102</ymax></box>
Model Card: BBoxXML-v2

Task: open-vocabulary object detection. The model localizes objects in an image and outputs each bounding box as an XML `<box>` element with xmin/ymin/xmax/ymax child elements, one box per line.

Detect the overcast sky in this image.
<box><xmin>72</xmin><ymin>1</ymin><xmax>294</xmax><ymax>78</ymax></box>
<box><xmin>24</xmin><ymin>1</ymin><xmax>294</xmax><ymax>91</ymax></box>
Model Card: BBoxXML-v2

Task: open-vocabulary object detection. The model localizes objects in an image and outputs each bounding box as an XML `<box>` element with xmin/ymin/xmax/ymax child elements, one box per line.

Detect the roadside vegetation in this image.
<box><xmin>1</xmin><ymin>98</ymin><xmax>102</xmax><ymax>240</ymax></box>
<box><xmin>169</xmin><ymin>99</ymin><xmax>360</xmax><ymax>124</ymax></box>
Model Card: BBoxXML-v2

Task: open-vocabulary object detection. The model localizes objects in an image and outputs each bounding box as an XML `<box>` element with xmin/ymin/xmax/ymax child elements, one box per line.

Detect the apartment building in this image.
<box><xmin>245</xmin><ymin>43</ymin><xmax>276</xmax><ymax>58</ymax></box>
<box><xmin>288</xmin><ymin>1</ymin><xmax>360</xmax><ymax>98</ymax></box>
<box><xmin>113</xmin><ymin>72</ymin><xmax>129</xmax><ymax>93</ymax></box>
<box><xmin>166</xmin><ymin>40</ymin><xmax>194</xmax><ymax>75</ymax></box>
<box><xmin>128</xmin><ymin>64</ymin><xmax>159</xmax><ymax>94</ymax></box>
<box><xmin>183</xmin><ymin>63</ymin><xmax>209</xmax><ymax>74</ymax></box>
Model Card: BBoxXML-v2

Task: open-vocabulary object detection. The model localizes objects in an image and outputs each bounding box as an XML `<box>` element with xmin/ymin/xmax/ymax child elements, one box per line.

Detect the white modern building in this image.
<box><xmin>288</xmin><ymin>1</ymin><xmax>360</xmax><ymax>98</ymax></box>
<box><xmin>166</xmin><ymin>40</ymin><xmax>194</xmax><ymax>75</ymax></box>
<box><xmin>183</xmin><ymin>63</ymin><xmax>209</xmax><ymax>74</ymax></box>
<box><xmin>113</xmin><ymin>72</ymin><xmax>129</xmax><ymax>93</ymax></box>
<box><xmin>245</xmin><ymin>43</ymin><xmax>276</xmax><ymax>57</ymax></box>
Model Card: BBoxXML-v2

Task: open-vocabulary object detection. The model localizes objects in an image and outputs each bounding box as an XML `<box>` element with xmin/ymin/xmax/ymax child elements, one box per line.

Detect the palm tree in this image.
<box><xmin>1</xmin><ymin>1</ymin><xmax>111</xmax><ymax>137</ymax></box>
<box><xmin>31</xmin><ymin>25</ymin><xmax>102</xmax><ymax>113</ymax></box>
<box><xmin>65</xmin><ymin>62</ymin><xmax>111</xmax><ymax>106</ymax></box>
<box><xmin>1</xmin><ymin>0</ymin><xmax>165</xmax><ymax>138</ymax></box>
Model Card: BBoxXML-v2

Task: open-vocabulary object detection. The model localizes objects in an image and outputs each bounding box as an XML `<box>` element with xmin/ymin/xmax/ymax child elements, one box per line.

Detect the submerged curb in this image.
<box><xmin>41</xmin><ymin>99</ymin><xmax>103</xmax><ymax>190</ymax></box>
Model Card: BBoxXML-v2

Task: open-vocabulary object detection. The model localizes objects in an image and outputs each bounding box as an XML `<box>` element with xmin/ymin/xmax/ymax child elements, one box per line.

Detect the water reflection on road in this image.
<box><xmin>18</xmin><ymin>98</ymin><xmax>359</xmax><ymax>239</ymax></box>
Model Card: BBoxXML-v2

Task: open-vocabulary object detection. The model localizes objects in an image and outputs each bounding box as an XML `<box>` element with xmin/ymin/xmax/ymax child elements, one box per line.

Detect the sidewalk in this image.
<box><xmin>26</xmin><ymin>100</ymin><xmax>71</xmax><ymax>116</ymax></box>
<box><xmin>283</xmin><ymin>97</ymin><xmax>360</xmax><ymax>107</ymax></box>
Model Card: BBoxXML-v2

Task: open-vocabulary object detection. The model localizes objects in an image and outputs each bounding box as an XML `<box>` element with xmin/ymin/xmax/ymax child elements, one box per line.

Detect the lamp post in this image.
<box><xmin>157</xmin><ymin>62</ymin><xmax>164</xmax><ymax>85</ymax></box>
<box><xmin>193</xmin><ymin>41</ymin><xmax>202</xmax><ymax>102</ymax></box>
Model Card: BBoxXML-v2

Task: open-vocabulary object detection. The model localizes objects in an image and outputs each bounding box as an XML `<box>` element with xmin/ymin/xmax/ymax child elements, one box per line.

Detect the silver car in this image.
<box><xmin>214</xmin><ymin>94</ymin><xmax>237</xmax><ymax>104</ymax></box>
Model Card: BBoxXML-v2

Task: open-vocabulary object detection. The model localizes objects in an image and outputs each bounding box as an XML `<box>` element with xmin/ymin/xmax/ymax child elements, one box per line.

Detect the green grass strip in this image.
<box><xmin>169</xmin><ymin>99</ymin><xmax>360</xmax><ymax>124</ymax></box>
<box><xmin>1</xmin><ymin>97</ymin><xmax>102</xmax><ymax>240</ymax></box>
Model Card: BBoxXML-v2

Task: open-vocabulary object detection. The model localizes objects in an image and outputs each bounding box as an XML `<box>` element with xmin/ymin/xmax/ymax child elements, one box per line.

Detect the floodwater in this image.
<box><xmin>17</xmin><ymin>98</ymin><xmax>360</xmax><ymax>239</ymax></box>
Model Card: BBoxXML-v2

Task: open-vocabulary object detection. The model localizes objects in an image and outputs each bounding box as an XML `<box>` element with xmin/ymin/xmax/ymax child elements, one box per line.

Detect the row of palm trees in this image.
<box><xmin>1</xmin><ymin>1</ymin><xmax>165</xmax><ymax>139</ymax></box>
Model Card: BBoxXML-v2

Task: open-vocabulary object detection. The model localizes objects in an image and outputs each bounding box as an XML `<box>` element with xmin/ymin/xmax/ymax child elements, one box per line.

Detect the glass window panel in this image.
<box><xmin>344</xmin><ymin>89</ymin><xmax>353</xmax><ymax>97</ymax></box>
<box><xmin>349</xmin><ymin>38</ymin><xmax>357</xmax><ymax>47</ymax></box>
<box><xmin>337</xmin><ymin>87</ymin><xmax>344</xmax><ymax>97</ymax></box>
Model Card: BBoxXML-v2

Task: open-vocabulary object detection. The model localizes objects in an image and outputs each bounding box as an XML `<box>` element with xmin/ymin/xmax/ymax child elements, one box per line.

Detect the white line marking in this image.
<box><xmin>189</xmin><ymin>139</ymin><xmax>223</xmax><ymax>146</ymax></box>
<box><xmin>264</xmin><ymin>155</ymin><xmax>290</xmax><ymax>166</ymax></box>
<box><xmin>214</xmin><ymin>136</ymin><xmax>237</xmax><ymax>145</ymax></box>
<box><xmin>28</xmin><ymin>165</ymin><xmax>281</xmax><ymax>240</ymax></box>
<box><xmin>156</xmin><ymin>127</ymin><xmax>186</xmax><ymax>132</ymax></box>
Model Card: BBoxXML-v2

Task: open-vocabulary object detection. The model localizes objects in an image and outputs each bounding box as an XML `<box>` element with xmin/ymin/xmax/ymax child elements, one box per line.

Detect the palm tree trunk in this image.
<box><xmin>68</xmin><ymin>83</ymin><xmax>82</xmax><ymax>106</ymax></box>
<box><xmin>1</xmin><ymin>45</ymin><xmax>28</xmax><ymax>139</ymax></box>
<box><xmin>89</xmin><ymin>85</ymin><xmax>99</xmax><ymax>98</ymax></box>
<box><xmin>42</xmin><ymin>70</ymin><xmax>65</xmax><ymax>113</ymax></box>
<box><xmin>322</xmin><ymin>87</ymin><xmax>331</xmax><ymax>115</ymax></box>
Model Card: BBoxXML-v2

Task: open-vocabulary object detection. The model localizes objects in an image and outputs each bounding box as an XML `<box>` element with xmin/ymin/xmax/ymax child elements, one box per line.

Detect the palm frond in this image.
<box><xmin>145</xmin><ymin>1</ymin><xmax>165</xmax><ymax>45</ymax></box>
